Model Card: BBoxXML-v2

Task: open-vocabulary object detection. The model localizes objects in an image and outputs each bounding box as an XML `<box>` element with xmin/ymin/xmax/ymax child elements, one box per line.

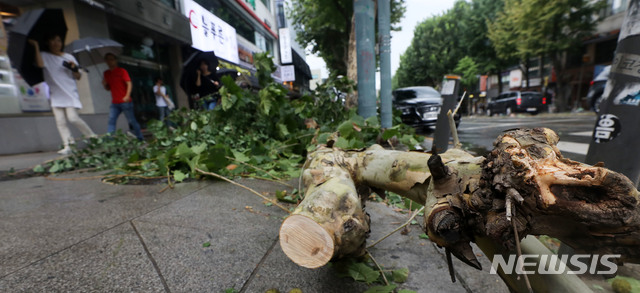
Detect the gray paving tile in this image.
<box><xmin>132</xmin><ymin>180</ymin><xmax>290</xmax><ymax>292</ymax></box>
<box><xmin>0</xmin><ymin>224</ymin><xmax>164</xmax><ymax>292</ymax></box>
<box><xmin>0</xmin><ymin>176</ymin><xmax>203</xmax><ymax>277</ymax></box>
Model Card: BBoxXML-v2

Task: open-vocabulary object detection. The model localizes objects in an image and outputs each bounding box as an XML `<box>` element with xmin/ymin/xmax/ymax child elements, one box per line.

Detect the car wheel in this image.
<box><xmin>506</xmin><ymin>107</ymin><xmax>512</xmax><ymax>116</ymax></box>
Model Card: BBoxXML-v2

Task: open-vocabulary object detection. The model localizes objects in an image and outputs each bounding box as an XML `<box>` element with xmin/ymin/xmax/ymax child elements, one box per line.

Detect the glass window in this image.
<box><xmin>157</xmin><ymin>0</ymin><xmax>175</xmax><ymax>9</ymax></box>
<box><xmin>277</xmin><ymin>1</ymin><xmax>286</xmax><ymax>28</ymax></box>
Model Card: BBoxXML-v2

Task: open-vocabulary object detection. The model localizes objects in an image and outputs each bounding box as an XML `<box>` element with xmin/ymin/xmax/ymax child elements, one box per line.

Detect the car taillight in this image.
<box><xmin>542</xmin><ymin>97</ymin><xmax>547</xmax><ymax>104</ymax></box>
<box><xmin>590</xmin><ymin>80</ymin><xmax>595</xmax><ymax>86</ymax></box>
<box><xmin>516</xmin><ymin>97</ymin><xmax>522</xmax><ymax>105</ymax></box>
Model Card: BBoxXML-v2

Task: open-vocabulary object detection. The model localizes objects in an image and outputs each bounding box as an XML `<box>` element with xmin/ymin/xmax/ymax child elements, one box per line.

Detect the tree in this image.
<box><xmin>393</xmin><ymin>0</ymin><xmax>506</xmax><ymax>90</ymax></box>
<box><xmin>288</xmin><ymin>0</ymin><xmax>406</xmax><ymax>77</ymax></box>
<box><xmin>454</xmin><ymin>56</ymin><xmax>480</xmax><ymax>92</ymax></box>
<box><xmin>280</xmin><ymin>128</ymin><xmax>640</xmax><ymax>291</ymax></box>
<box><xmin>488</xmin><ymin>0</ymin><xmax>606</xmax><ymax>111</ymax></box>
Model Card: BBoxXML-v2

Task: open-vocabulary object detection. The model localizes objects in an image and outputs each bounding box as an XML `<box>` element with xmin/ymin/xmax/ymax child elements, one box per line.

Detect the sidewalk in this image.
<box><xmin>0</xmin><ymin>153</ymin><xmax>508</xmax><ymax>292</ymax></box>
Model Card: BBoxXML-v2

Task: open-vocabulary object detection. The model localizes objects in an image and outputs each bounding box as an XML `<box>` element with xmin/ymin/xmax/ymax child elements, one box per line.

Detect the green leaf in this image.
<box><xmin>334</xmin><ymin>137</ymin><xmax>349</xmax><ymax>149</ymax></box>
<box><xmin>221</xmin><ymin>92</ymin><xmax>238</xmax><ymax>111</ymax></box>
<box><xmin>398</xmin><ymin>290</ymin><xmax>418</xmax><ymax>293</ymax></box>
<box><xmin>49</xmin><ymin>162</ymin><xmax>61</xmax><ymax>173</ymax></box>
<box><xmin>364</xmin><ymin>285</ymin><xmax>397</xmax><ymax>293</ymax></box>
<box><xmin>276</xmin><ymin>190</ymin><xmax>298</xmax><ymax>203</ymax></box>
<box><xmin>419</xmin><ymin>233</ymin><xmax>429</xmax><ymax>240</ymax></box>
<box><xmin>382</xmin><ymin>128</ymin><xmax>399</xmax><ymax>140</ymax></box>
<box><xmin>175</xmin><ymin>143</ymin><xmax>196</xmax><ymax>159</ymax></box>
<box><xmin>365</xmin><ymin>115</ymin><xmax>380</xmax><ymax>127</ymax></box>
<box><xmin>232</xmin><ymin>150</ymin><xmax>250</xmax><ymax>163</ymax></box>
<box><xmin>337</xmin><ymin>120</ymin><xmax>355</xmax><ymax>137</ymax></box>
<box><xmin>392</xmin><ymin>268</ymin><xmax>409</xmax><ymax>283</ymax></box>
<box><xmin>278</xmin><ymin>123</ymin><xmax>290</xmax><ymax>137</ymax></box>
<box><xmin>173</xmin><ymin>170</ymin><xmax>187</xmax><ymax>182</ymax></box>
<box><xmin>33</xmin><ymin>165</ymin><xmax>45</xmax><ymax>173</ymax></box>
<box><xmin>191</xmin><ymin>142</ymin><xmax>207</xmax><ymax>155</ymax></box>
<box><xmin>202</xmin><ymin>241</ymin><xmax>211</xmax><ymax>247</ymax></box>
<box><xmin>338</xmin><ymin>262</ymin><xmax>380</xmax><ymax>284</ymax></box>
<box><xmin>190</xmin><ymin>121</ymin><xmax>198</xmax><ymax>131</ymax></box>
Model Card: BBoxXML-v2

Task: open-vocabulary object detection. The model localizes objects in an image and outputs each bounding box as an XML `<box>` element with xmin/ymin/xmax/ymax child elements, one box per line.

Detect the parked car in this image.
<box><xmin>587</xmin><ymin>65</ymin><xmax>610</xmax><ymax>113</ymax></box>
<box><xmin>486</xmin><ymin>91</ymin><xmax>548</xmax><ymax>116</ymax></box>
<box><xmin>392</xmin><ymin>86</ymin><xmax>461</xmax><ymax>130</ymax></box>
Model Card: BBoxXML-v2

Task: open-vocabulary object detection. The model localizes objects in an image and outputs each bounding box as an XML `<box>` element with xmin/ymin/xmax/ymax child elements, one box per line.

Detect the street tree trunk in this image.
<box><xmin>345</xmin><ymin>14</ymin><xmax>358</xmax><ymax>109</ymax></box>
<box><xmin>280</xmin><ymin>128</ymin><xmax>640</xmax><ymax>290</ymax></box>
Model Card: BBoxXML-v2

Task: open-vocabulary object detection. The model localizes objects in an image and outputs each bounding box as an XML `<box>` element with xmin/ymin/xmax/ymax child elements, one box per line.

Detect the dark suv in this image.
<box><xmin>486</xmin><ymin>91</ymin><xmax>548</xmax><ymax>116</ymax></box>
<box><xmin>392</xmin><ymin>86</ymin><xmax>460</xmax><ymax>130</ymax></box>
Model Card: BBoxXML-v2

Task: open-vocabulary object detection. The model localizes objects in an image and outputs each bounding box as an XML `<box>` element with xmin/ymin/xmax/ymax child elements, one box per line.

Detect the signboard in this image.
<box><xmin>183</xmin><ymin>0</ymin><xmax>239</xmax><ymax>64</ymax></box>
<box><xmin>281</xmin><ymin>65</ymin><xmax>295</xmax><ymax>82</ymax></box>
<box><xmin>586</xmin><ymin>0</ymin><xmax>640</xmax><ymax>187</ymax></box>
<box><xmin>279</xmin><ymin>28</ymin><xmax>292</xmax><ymax>64</ymax></box>
<box><xmin>509</xmin><ymin>69</ymin><xmax>522</xmax><ymax>88</ymax></box>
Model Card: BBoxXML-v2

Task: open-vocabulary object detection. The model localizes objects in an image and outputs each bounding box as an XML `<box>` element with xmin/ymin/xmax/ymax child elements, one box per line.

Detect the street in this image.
<box><xmin>453</xmin><ymin>113</ymin><xmax>597</xmax><ymax>163</ymax></box>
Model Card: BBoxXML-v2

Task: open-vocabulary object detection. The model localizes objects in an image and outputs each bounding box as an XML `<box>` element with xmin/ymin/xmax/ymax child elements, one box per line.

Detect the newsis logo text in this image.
<box><xmin>490</xmin><ymin>254</ymin><xmax>621</xmax><ymax>275</ymax></box>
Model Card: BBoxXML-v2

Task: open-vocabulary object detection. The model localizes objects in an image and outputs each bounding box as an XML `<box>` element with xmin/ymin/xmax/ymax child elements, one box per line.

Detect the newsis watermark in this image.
<box><xmin>490</xmin><ymin>254</ymin><xmax>621</xmax><ymax>275</ymax></box>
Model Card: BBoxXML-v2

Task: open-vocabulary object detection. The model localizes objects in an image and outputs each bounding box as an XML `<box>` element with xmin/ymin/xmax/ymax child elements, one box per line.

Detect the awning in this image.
<box><xmin>292</xmin><ymin>50</ymin><xmax>312</xmax><ymax>79</ymax></box>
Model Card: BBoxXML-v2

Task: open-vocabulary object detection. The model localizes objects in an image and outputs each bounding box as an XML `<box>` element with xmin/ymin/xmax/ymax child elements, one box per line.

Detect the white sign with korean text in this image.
<box><xmin>281</xmin><ymin>65</ymin><xmax>295</xmax><ymax>82</ymax></box>
<box><xmin>279</xmin><ymin>28</ymin><xmax>292</xmax><ymax>64</ymax></box>
<box><xmin>183</xmin><ymin>0</ymin><xmax>239</xmax><ymax>64</ymax></box>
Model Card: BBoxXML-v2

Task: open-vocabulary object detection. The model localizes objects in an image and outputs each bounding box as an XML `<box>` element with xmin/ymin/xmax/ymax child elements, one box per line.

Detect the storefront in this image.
<box><xmin>0</xmin><ymin>0</ymin><xmax>191</xmax><ymax>154</ymax></box>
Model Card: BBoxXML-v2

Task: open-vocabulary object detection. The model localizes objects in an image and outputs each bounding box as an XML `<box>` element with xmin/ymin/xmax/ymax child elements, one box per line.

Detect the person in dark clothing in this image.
<box><xmin>195</xmin><ymin>59</ymin><xmax>220</xmax><ymax>110</ymax></box>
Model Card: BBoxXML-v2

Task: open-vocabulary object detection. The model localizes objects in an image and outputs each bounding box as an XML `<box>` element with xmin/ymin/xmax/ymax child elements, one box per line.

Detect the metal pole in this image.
<box><xmin>354</xmin><ymin>0</ymin><xmax>377</xmax><ymax>119</ymax></box>
<box><xmin>378</xmin><ymin>0</ymin><xmax>392</xmax><ymax>128</ymax></box>
<box><xmin>433</xmin><ymin>75</ymin><xmax>460</xmax><ymax>153</ymax></box>
<box><xmin>585</xmin><ymin>0</ymin><xmax>640</xmax><ymax>187</ymax></box>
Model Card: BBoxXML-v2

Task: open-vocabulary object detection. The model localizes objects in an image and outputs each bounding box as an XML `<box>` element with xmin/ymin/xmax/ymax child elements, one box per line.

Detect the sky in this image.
<box><xmin>305</xmin><ymin>0</ymin><xmax>457</xmax><ymax>80</ymax></box>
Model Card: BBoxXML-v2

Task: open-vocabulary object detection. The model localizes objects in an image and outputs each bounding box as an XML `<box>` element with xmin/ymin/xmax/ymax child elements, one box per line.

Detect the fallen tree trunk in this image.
<box><xmin>280</xmin><ymin>128</ymin><xmax>640</xmax><ymax>276</ymax></box>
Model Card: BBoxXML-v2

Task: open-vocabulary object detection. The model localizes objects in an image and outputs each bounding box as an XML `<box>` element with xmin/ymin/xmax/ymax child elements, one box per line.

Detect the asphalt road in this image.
<box><xmin>445</xmin><ymin>113</ymin><xmax>598</xmax><ymax>163</ymax></box>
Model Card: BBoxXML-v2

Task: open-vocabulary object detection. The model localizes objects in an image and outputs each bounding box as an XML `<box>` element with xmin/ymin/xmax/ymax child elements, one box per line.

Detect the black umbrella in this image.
<box><xmin>216</xmin><ymin>68</ymin><xmax>238</xmax><ymax>80</ymax></box>
<box><xmin>64</xmin><ymin>37</ymin><xmax>123</xmax><ymax>68</ymax></box>
<box><xmin>180</xmin><ymin>50</ymin><xmax>219</xmax><ymax>96</ymax></box>
<box><xmin>7</xmin><ymin>8</ymin><xmax>67</xmax><ymax>86</ymax></box>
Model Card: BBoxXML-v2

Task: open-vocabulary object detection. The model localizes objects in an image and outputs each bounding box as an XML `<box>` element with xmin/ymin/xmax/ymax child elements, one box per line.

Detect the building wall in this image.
<box><xmin>1</xmin><ymin>0</ymin><xmax>190</xmax><ymax>154</ymax></box>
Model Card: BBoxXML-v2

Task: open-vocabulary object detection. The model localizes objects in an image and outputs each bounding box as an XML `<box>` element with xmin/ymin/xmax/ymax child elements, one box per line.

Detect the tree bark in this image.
<box><xmin>345</xmin><ymin>14</ymin><xmax>358</xmax><ymax>109</ymax></box>
<box><xmin>279</xmin><ymin>147</ymin><xmax>370</xmax><ymax>268</ymax></box>
<box><xmin>281</xmin><ymin>128</ymin><xmax>640</xmax><ymax>272</ymax></box>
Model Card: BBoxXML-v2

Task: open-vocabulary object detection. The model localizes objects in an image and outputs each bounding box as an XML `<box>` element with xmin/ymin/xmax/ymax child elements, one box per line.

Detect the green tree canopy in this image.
<box><xmin>289</xmin><ymin>0</ymin><xmax>406</xmax><ymax>77</ymax></box>
<box><xmin>488</xmin><ymin>0</ymin><xmax>606</xmax><ymax>110</ymax></box>
<box><xmin>394</xmin><ymin>0</ymin><xmax>505</xmax><ymax>89</ymax></box>
<box><xmin>454</xmin><ymin>56</ymin><xmax>480</xmax><ymax>91</ymax></box>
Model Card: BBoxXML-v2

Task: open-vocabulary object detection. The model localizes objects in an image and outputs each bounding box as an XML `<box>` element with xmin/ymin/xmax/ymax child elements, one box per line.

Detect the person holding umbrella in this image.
<box><xmin>102</xmin><ymin>53</ymin><xmax>144</xmax><ymax>141</ymax></box>
<box><xmin>195</xmin><ymin>58</ymin><xmax>221</xmax><ymax>110</ymax></box>
<box><xmin>29</xmin><ymin>33</ymin><xmax>96</xmax><ymax>155</ymax></box>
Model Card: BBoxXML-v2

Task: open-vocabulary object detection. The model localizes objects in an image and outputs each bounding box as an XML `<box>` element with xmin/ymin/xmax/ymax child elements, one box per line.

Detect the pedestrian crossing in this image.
<box><xmin>555</xmin><ymin>131</ymin><xmax>593</xmax><ymax>156</ymax></box>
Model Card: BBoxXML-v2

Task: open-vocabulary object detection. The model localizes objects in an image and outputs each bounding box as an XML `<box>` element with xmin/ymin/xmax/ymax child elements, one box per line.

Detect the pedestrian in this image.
<box><xmin>29</xmin><ymin>34</ymin><xmax>96</xmax><ymax>155</ymax></box>
<box><xmin>195</xmin><ymin>59</ymin><xmax>220</xmax><ymax>110</ymax></box>
<box><xmin>153</xmin><ymin>76</ymin><xmax>175</xmax><ymax>127</ymax></box>
<box><xmin>102</xmin><ymin>53</ymin><xmax>144</xmax><ymax>141</ymax></box>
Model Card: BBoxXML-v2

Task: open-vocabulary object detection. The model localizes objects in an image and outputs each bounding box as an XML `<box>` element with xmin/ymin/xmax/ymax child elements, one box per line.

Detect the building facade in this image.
<box><xmin>0</xmin><ymin>0</ymin><xmax>310</xmax><ymax>155</ymax></box>
<box><xmin>483</xmin><ymin>0</ymin><xmax>628</xmax><ymax>112</ymax></box>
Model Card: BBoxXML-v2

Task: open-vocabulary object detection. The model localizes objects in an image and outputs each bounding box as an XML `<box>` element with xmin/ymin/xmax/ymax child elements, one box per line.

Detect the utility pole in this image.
<box><xmin>378</xmin><ymin>0</ymin><xmax>392</xmax><ymax>128</ymax></box>
<box><xmin>354</xmin><ymin>0</ymin><xmax>376</xmax><ymax>119</ymax></box>
<box><xmin>585</xmin><ymin>0</ymin><xmax>640</xmax><ymax>187</ymax></box>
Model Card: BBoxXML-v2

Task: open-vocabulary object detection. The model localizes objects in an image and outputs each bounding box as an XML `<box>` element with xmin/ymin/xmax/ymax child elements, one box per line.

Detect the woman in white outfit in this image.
<box><xmin>29</xmin><ymin>34</ymin><xmax>95</xmax><ymax>155</ymax></box>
